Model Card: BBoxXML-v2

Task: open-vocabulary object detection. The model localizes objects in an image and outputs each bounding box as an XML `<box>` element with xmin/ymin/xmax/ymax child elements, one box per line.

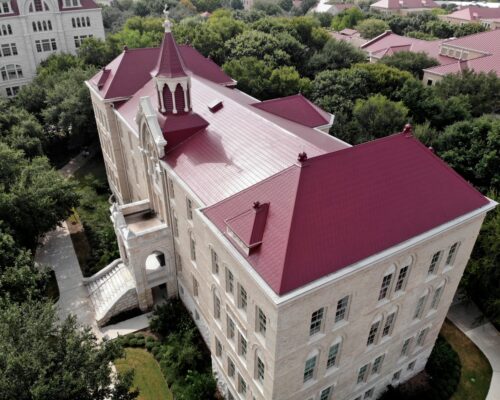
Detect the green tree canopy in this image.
<box><xmin>331</xmin><ymin>7</ymin><xmax>364</xmax><ymax>30</ymax></box>
<box><xmin>380</xmin><ymin>51</ymin><xmax>439</xmax><ymax>79</ymax></box>
<box><xmin>355</xmin><ymin>18</ymin><xmax>390</xmax><ymax>39</ymax></box>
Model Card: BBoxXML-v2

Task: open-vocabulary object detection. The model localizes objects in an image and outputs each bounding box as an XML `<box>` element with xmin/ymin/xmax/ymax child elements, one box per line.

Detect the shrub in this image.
<box><xmin>146</xmin><ymin>341</ymin><xmax>155</xmax><ymax>351</ymax></box>
<box><xmin>129</xmin><ymin>338</ymin><xmax>138</xmax><ymax>347</ymax></box>
<box><xmin>135</xmin><ymin>338</ymin><xmax>145</xmax><ymax>347</ymax></box>
<box><xmin>150</xmin><ymin>299</ymin><xmax>195</xmax><ymax>338</ymax></box>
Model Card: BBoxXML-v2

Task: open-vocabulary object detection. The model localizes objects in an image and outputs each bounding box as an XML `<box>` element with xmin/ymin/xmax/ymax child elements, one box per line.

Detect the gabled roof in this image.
<box><xmin>424</xmin><ymin>53</ymin><xmax>500</xmax><ymax>77</ymax></box>
<box><xmin>251</xmin><ymin>94</ymin><xmax>332</xmax><ymax>128</ymax></box>
<box><xmin>204</xmin><ymin>133</ymin><xmax>489</xmax><ymax>295</ymax></box>
<box><xmin>151</xmin><ymin>31</ymin><xmax>188</xmax><ymax>78</ymax></box>
<box><xmin>445</xmin><ymin>5</ymin><xmax>500</xmax><ymax>21</ymax></box>
<box><xmin>371</xmin><ymin>0</ymin><xmax>438</xmax><ymax>9</ymax></box>
<box><xmin>443</xmin><ymin>28</ymin><xmax>500</xmax><ymax>55</ymax></box>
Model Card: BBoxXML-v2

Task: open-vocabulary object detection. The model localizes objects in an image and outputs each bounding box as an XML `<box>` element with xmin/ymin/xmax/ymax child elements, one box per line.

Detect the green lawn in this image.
<box><xmin>441</xmin><ymin>319</ymin><xmax>492</xmax><ymax>400</ymax></box>
<box><xmin>115</xmin><ymin>348</ymin><xmax>173</xmax><ymax>400</ymax></box>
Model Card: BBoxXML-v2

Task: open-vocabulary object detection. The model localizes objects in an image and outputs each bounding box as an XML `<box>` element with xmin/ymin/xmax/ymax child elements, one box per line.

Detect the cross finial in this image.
<box><xmin>163</xmin><ymin>5</ymin><xmax>172</xmax><ymax>33</ymax></box>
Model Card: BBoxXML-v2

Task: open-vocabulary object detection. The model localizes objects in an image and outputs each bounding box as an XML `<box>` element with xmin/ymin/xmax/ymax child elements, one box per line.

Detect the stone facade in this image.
<box><xmin>0</xmin><ymin>0</ymin><xmax>104</xmax><ymax>97</ymax></box>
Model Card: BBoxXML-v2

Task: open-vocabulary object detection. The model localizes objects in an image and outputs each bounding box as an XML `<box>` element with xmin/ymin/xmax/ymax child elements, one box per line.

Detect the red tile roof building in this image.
<box><xmin>86</xmin><ymin>15</ymin><xmax>495</xmax><ymax>400</ymax></box>
<box><xmin>370</xmin><ymin>0</ymin><xmax>439</xmax><ymax>14</ymax></box>
<box><xmin>441</xmin><ymin>5</ymin><xmax>500</xmax><ymax>29</ymax></box>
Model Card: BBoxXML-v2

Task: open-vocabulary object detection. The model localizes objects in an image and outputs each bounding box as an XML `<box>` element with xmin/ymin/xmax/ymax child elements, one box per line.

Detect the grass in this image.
<box><xmin>115</xmin><ymin>348</ymin><xmax>173</xmax><ymax>400</ymax></box>
<box><xmin>440</xmin><ymin>319</ymin><xmax>492</xmax><ymax>400</ymax></box>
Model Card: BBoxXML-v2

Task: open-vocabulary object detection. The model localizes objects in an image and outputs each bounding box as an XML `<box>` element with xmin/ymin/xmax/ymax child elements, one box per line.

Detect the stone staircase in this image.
<box><xmin>84</xmin><ymin>260</ymin><xmax>138</xmax><ymax>326</ymax></box>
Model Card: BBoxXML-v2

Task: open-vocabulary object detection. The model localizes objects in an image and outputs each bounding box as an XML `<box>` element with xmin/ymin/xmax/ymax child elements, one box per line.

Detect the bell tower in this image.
<box><xmin>151</xmin><ymin>7</ymin><xmax>191</xmax><ymax>115</ymax></box>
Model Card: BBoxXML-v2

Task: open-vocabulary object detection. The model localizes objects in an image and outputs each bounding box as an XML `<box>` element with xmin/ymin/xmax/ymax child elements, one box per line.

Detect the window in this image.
<box><xmin>357</xmin><ymin>364</ymin><xmax>369</xmax><ymax>384</ymax></box>
<box><xmin>427</xmin><ymin>79</ymin><xmax>433</xmax><ymax>86</ymax></box>
<box><xmin>168</xmin><ymin>178</ymin><xmax>175</xmax><ymax>198</ymax></box>
<box><xmin>382</xmin><ymin>312</ymin><xmax>396</xmax><ymax>337</ymax></box>
<box><xmin>238</xmin><ymin>284</ymin><xmax>247</xmax><ymax>311</ymax></box>
<box><xmin>0</xmin><ymin>1</ymin><xmax>11</xmax><ymax>13</ymax></box>
<box><xmin>393</xmin><ymin>370</ymin><xmax>402</xmax><ymax>381</ymax></box>
<box><xmin>175</xmin><ymin>253</ymin><xmax>182</xmax><ymax>272</ymax></box>
<box><xmin>413</xmin><ymin>294</ymin><xmax>428</xmax><ymax>320</ymax></box>
<box><xmin>446</xmin><ymin>243</ymin><xmax>458</xmax><ymax>265</ymax></box>
<box><xmin>74</xmin><ymin>35</ymin><xmax>92</xmax><ymax>48</ymax></box>
<box><xmin>416</xmin><ymin>327</ymin><xmax>429</xmax><ymax>347</ymax></box>
<box><xmin>431</xmin><ymin>286</ymin><xmax>444</xmax><ymax>310</ymax></box>
<box><xmin>189</xmin><ymin>232</ymin><xmax>196</xmax><ymax>261</ymax></box>
<box><xmin>186</xmin><ymin>198</ymin><xmax>193</xmax><ymax>219</ymax></box>
<box><xmin>364</xmin><ymin>388</ymin><xmax>375</xmax><ymax>399</ymax></box>
<box><xmin>35</xmin><ymin>38</ymin><xmax>57</xmax><ymax>52</ymax></box>
<box><xmin>211</xmin><ymin>248</ymin><xmax>219</xmax><ymax>274</ymax></box>
<box><xmin>192</xmin><ymin>276</ymin><xmax>198</xmax><ymax>297</ymax></box>
<box><xmin>257</xmin><ymin>356</ymin><xmax>265</xmax><ymax>383</ymax></box>
<box><xmin>228</xmin><ymin>392</ymin><xmax>235</xmax><ymax>400</ymax></box>
<box><xmin>1</xmin><ymin>24</ymin><xmax>13</xmax><ymax>36</ymax></box>
<box><xmin>401</xmin><ymin>337</ymin><xmax>412</xmax><ymax>357</ymax></box>
<box><xmin>0</xmin><ymin>43</ymin><xmax>18</xmax><ymax>57</ymax></box>
<box><xmin>238</xmin><ymin>374</ymin><xmax>247</xmax><ymax>395</ymax></box>
<box><xmin>172</xmin><ymin>212</ymin><xmax>178</xmax><ymax>237</ymax></box>
<box><xmin>394</xmin><ymin>265</ymin><xmax>409</xmax><ymax>292</ymax></box>
<box><xmin>378</xmin><ymin>274</ymin><xmax>393</xmax><ymax>300</ymax></box>
<box><xmin>1</xmin><ymin>64</ymin><xmax>23</xmax><ymax>81</ymax></box>
<box><xmin>227</xmin><ymin>316</ymin><xmax>235</xmax><ymax>339</ymax></box>
<box><xmin>257</xmin><ymin>307</ymin><xmax>267</xmax><ymax>336</ymax></box>
<box><xmin>407</xmin><ymin>361</ymin><xmax>416</xmax><ymax>371</ymax></box>
<box><xmin>5</xmin><ymin>86</ymin><xmax>20</xmax><ymax>97</ymax></box>
<box><xmin>228</xmin><ymin>357</ymin><xmax>235</xmax><ymax>378</ymax></box>
<box><xmin>64</xmin><ymin>0</ymin><xmax>80</xmax><ymax>7</ymax></box>
<box><xmin>309</xmin><ymin>307</ymin><xmax>324</xmax><ymax>336</ymax></box>
<box><xmin>371</xmin><ymin>354</ymin><xmax>385</xmax><ymax>375</ymax></box>
<box><xmin>239</xmin><ymin>333</ymin><xmax>247</xmax><ymax>359</ymax></box>
<box><xmin>29</xmin><ymin>0</ymin><xmax>50</xmax><ymax>12</ymax></box>
<box><xmin>428</xmin><ymin>251</ymin><xmax>441</xmax><ymax>275</ymax></box>
<box><xmin>335</xmin><ymin>295</ymin><xmax>349</xmax><ymax>323</ymax></box>
<box><xmin>226</xmin><ymin>268</ymin><xmax>234</xmax><ymax>294</ymax></box>
<box><xmin>320</xmin><ymin>386</ymin><xmax>333</xmax><ymax>400</ymax></box>
<box><xmin>367</xmin><ymin>321</ymin><xmax>380</xmax><ymax>346</ymax></box>
<box><xmin>214</xmin><ymin>294</ymin><xmax>221</xmax><ymax>319</ymax></box>
<box><xmin>215</xmin><ymin>337</ymin><xmax>222</xmax><ymax>357</ymax></box>
<box><xmin>326</xmin><ymin>342</ymin><xmax>340</xmax><ymax>369</ymax></box>
<box><xmin>303</xmin><ymin>356</ymin><xmax>317</xmax><ymax>382</ymax></box>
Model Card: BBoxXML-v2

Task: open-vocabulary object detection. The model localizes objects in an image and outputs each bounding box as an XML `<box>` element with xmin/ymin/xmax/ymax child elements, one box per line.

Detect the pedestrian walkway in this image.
<box><xmin>448</xmin><ymin>300</ymin><xmax>500</xmax><ymax>400</ymax></box>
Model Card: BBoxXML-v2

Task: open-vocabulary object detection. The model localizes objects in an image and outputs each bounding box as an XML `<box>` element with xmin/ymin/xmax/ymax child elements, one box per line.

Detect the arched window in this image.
<box><xmin>29</xmin><ymin>0</ymin><xmax>49</xmax><ymax>12</ymax></box>
<box><xmin>1</xmin><ymin>24</ymin><xmax>13</xmax><ymax>35</ymax></box>
<box><xmin>32</xmin><ymin>21</ymin><xmax>37</xmax><ymax>31</ymax></box>
<box><xmin>303</xmin><ymin>349</ymin><xmax>320</xmax><ymax>383</ymax></box>
<box><xmin>254</xmin><ymin>349</ymin><xmax>265</xmax><ymax>384</ymax></box>
<box><xmin>1</xmin><ymin>64</ymin><xmax>23</xmax><ymax>81</ymax></box>
<box><xmin>37</xmin><ymin>21</ymin><xmax>42</xmax><ymax>31</ymax></box>
<box><xmin>175</xmin><ymin>84</ymin><xmax>186</xmax><ymax>113</ymax></box>
<box><xmin>72</xmin><ymin>17</ymin><xmax>75</xmax><ymax>28</ymax></box>
<box><xmin>42</xmin><ymin>21</ymin><xmax>47</xmax><ymax>30</ymax></box>
<box><xmin>413</xmin><ymin>288</ymin><xmax>430</xmax><ymax>320</ymax></box>
<box><xmin>86</xmin><ymin>16</ymin><xmax>90</xmax><ymax>26</ymax></box>
<box><xmin>0</xmin><ymin>1</ymin><xmax>12</xmax><ymax>14</ymax></box>
<box><xmin>366</xmin><ymin>314</ymin><xmax>383</xmax><ymax>346</ymax></box>
<box><xmin>48</xmin><ymin>20</ymin><xmax>52</xmax><ymax>30</ymax></box>
<box><xmin>378</xmin><ymin>264</ymin><xmax>396</xmax><ymax>301</ymax></box>
<box><xmin>326</xmin><ymin>336</ymin><xmax>343</xmax><ymax>369</ymax></box>
<box><xmin>381</xmin><ymin>306</ymin><xmax>398</xmax><ymax>338</ymax></box>
<box><xmin>77</xmin><ymin>17</ymin><xmax>81</xmax><ymax>27</ymax></box>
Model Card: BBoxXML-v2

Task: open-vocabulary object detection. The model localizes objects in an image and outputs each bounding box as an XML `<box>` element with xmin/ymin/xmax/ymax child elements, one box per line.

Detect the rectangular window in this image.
<box><xmin>371</xmin><ymin>354</ymin><xmax>385</xmax><ymax>375</ymax></box>
<box><xmin>367</xmin><ymin>321</ymin><xmax>380</xmax><ymax>346</ymax></box>
<box><xmin>364</xmin><ymin>388</ymin><xmax>375</xmax><ymax>399</ymax></box>
<box><xmin>408</xmin><ymin>361</ymin><xmax>416</xmax><ymax>371</ymax></box>
<box><xmin>190</xmin><ymin>233</ymin><xmax>196</xmax><ymax>261</ymax></box>
<box><xmin>382</xmin><ymin>312</ymin><xmax>396</xmax><ymax>337</ymax></box>
<box><xmin>257</xmin><ymin>307</ymin><xmax>267</xmax><ymax>336</ymax></box>
<box><xmin>192</xmin><ymin>276</ymin><xmax>198</xmax><ymax>297</ymax></box>
<box><xmin>5</xmin><ymin>86</ymin><xmax>19</xmax><ymax>97</ymax></box>
<box><xmin>215</xmin><ymin>337</ymin><xmax>222</xmax><ymax>357</ymax></box>
<box><xmin>168</xmin><ymin>178</ymin><xmax>175</xmax><ymax>198</ymax></box>
<box><xmin>214</xmin><ymin>295</ymin><xmax>221</xmax><ymax>320</ymax></box>
<box><xmin>446</xmin><ymin>243</ymin><xmax>458</xmax><ymax>265</ymax></box>
<box><xmin>395</xmin><ymin>265</ymin><xmax>409</xmax><ymax>292</ymax></box>
<box><xmin>211</xmin><ymin>248</ymin><xmax>219</xmax><ymax>274</ymax></box>
<box><xmin>326</xmin><ymin>343</ymin><xmax>340</xmax><ymax>369</ymax></box>
<box><xmin>393</xmin><ymin>370</ymin><xmax>402</xmax><ymax>381</ymax></box>
<box><xmin>227</xmin><ymin>316</ymin><xmax>235</xmax><ymax>340</ymax></box>
<box><xmin>401</xmin><ymin>337</ymin><xmax>412</xmax><ymax>357</ymax></box>
<box><xmin>303</xmin><ymin>356</ymin><xmax>317</xmax><ymax>382</ymax></box>
<box><xmin>172</xmin><ymin>212</ymin><xmax>178</xmax><ymax>237</ymax></box>
<box><xmin>413</xmin><ymin>295</ymin><xmax>427</xmax><ymax>319</ymax></box>
<box><xmin>357</xmin><ymin>364</ymin><xmax>369</xmax><ymax>384</ymax></box>
<box><xmin>309</xmin><ymin>307</ymin><xmax>324</xmax><ymax>336</ymax></box>
<box><xmin>239</xmin><ymin>333</ymin><xmax>247</xmax><ymax>359</ymax></box>
<box><xmin>428</xmin><ymin>251</ymin><xmax>441</xmax><ymax>275</ymax></box>
<box><xmin>257</xmin><ymin>357</ymin><xmax>265</xmax><ymax>383</ymax></box>
<box><xmin>175</xmin><ymin>253</ymin><xmax>182</xmax><ymax>272</ymax></box>
<box><xmin>431</xmin><ymin>286</ymin><xmax>444</xmax><ymax>310</ymax></box>
<box><xmin>238</xmin><ymin>284</ymin><xmax>247</xmax><ymax>311</ymax></box>
<box><xmin>238</xmin><ymin>374</ymin><xmax>246</xmax><ymax>395</ymax></box>
<box><xmin>379</xmin><ymin>274</ymin><xmax>393</xmax><ymax>300</ymax></box>
<box><xmin>417</xmin><ymin>327</ymin><xmax>429</xmax><ymax>347</ymax></box>
<box><xmin>335</xmin><ymin>295</ymin><xmax>349</xmax><ymax>323</ymax></box>
<box><xmin>320</xmin><ymin>386</ymin><xmax>333</xmax><ymax>400</ymax></box>
<box><xmin>228</xmin><ymin>357</ymin><xmax>235</xmax><ymax>378</ymax></box>
<box><xmin>186</xmin><ymin>198</ymin><xmax>193</xmax><ymax>220</ymax></box>
<box><xmin>225</xmin><ymin>268</ymin><xmax>234</xmax><ymax>294</ymax></box>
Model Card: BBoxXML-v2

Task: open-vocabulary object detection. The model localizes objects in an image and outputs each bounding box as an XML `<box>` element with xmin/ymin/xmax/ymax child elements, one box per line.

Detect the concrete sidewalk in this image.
<box><xmin>448</xmin><ymin>301</ymin><xmax>500</xmax><ymax>400</ymax></box>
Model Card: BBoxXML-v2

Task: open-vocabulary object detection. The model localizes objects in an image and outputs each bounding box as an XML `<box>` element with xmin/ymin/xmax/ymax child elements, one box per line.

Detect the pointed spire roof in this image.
<box><xmin>151</xmin><ymin>7</ymin><xmax>188</xmax><ymax>78</ymax></box>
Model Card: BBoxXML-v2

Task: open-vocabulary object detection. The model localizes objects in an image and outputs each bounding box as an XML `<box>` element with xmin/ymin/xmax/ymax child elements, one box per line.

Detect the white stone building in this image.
<box><xmin>0</xmin><ymin>0</ymin><xmax>104</xmax><ymax>97</ymax></box>
<box><xmin>85</xmin><ymin>14</ymin><xmax>496</xmax><ymax>400</ymax></box>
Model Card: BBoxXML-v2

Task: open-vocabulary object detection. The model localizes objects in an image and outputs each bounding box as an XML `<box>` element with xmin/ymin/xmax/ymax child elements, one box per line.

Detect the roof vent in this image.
<box><xmin>402</xmin><ymin>124</ymin><xmax>413</xmax><ymax>137</ymax></box>
<box><xmin>428</xmin><ymin>146</ymin><xmax>435</xmax><ymax>153</ymax></box>
<box><xmin>298</xmin><ymin>152</ymin><xmax>308</xmax><ymax>162</ymax></box>
<box><xmin>208</xmin><ymin>100</ymin><xmax>223</xmax><ymax>113</ymax></box>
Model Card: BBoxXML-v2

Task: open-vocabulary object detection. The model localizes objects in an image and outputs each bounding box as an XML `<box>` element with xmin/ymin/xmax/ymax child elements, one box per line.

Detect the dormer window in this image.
<box><xmin>64</xmin><ymin>0</ymin><xmax>81</xmax><ymax>7</ymax></box>
<box><xmin>0</xmin><ymin>1</ymin><xmax>12</xmax><ymax>14</ymax></box>
<box><xmin>29</xmin><ymin>0</ymin><xmax>50</xmax><ymax>12</ymax></box>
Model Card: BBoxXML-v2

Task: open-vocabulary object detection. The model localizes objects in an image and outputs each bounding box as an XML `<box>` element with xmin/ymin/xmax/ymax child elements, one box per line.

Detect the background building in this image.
<box><xmin>86</xmin><ymin>14</ymin><xmax>496</xmax><ymax>400</ymax></box>
<box><xmin>0</xmin><ymin>0</ymin><xmax>104</xmax><ymax>97</ymax></box>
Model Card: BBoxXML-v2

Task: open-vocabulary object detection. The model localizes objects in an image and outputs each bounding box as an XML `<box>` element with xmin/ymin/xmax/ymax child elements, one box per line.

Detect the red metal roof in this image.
<box><xmin>424</xmin><ymin>53</ymin><xmax>500</xmax><ymax>77</ymax></box>
<box><xmin>151</xmin><ymin>32</ymin><xmax>188</xmax><ymax>78</ymax></box>
<box><xmin>226</xmin><ymin>202</ymin><xmax>270</xmax><ymax>249</ymax></box>
<box><xmin>0</xmin><ymin>0</ymin><xmax>19</xmax><ymax>18</ymax></box>
<box><xmin>446</xmin><ymin>6</ymin><xmax>500</xmax><ymax>21</ymax></box>
<box><xmin>371</xmin><ymin>0</ymin><xmax>438</xmax><ymax>9</ymax></box>
<box><xmin>204</xmin><ymin>133</ymin><xmax>489</xmax><ymax>295</ymax></box>
<box><xmin>251</xmin><ymin>94</ymin><xmax>332</xmax><ymax>128</ymax></box>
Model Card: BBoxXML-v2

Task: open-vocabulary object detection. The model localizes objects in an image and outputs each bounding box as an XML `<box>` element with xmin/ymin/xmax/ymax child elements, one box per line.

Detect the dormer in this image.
<box><xmin>63</xmin><ymin>0</ymin><xmax>81</xmax><ymax>8</ymax></box>
<box><xmin>0</xmin><ymin>1</ymin><xmax>12</xmax><ymax>14</ymax></box>
<box><xmin>151</xmin><ymin>7</ymin><xmax>191</xmax><ymax>115</ymax></box>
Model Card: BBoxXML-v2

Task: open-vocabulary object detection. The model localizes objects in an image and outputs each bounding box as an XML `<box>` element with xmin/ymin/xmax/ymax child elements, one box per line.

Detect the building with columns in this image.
<box><xmin>85</xmin><ymin>13</ymin><xmax>496</xmax><ymax>400</ymax></box>
<box><xmin>0</xmin><ymin>0</ymin><xmax>104</xmax><ymax>97</ymax></box>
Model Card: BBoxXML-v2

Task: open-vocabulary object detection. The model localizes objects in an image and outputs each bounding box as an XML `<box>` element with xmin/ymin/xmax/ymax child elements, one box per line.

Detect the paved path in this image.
<box><xmin>448</xmin><ymin>300</ymin><xmax>500</xmax><ymax>400</ymax></box>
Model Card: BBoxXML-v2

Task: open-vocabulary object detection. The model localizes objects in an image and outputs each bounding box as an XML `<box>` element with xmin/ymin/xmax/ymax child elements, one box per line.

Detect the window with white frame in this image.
<box><xmin>5</xmin><ymin>86</ymin><xmax>20</xmax><ymax>97</ymax></box>
<box><xmin>382</xmin><ymin>311</ymin><xmax>396</xmax><ymax>337</ymax></box>
<box><xmin>0</xmin><ymin>43</ymin><xmax>17</xmax><ymax>57</ymax></box>
<box><xmin>394</xmin><ymin>265</ymin><xmax>409</xmax><ymax>292</ymax></box>
<box><xmin>210</xmin><ymin>248</ymin><xmax>219</xmax><ymax>274</ymax></box>
<box><xmin>357</xmin><ymin>364</ymin><xmax>369</xmax><ymax>384</ymax></box>
<box><xmin>326</xmin><ymin>341</ymin><xmax>341</xmax><ymax>369</ymax></box>
<box><xmin>35</xmin><ymin>38</ymin><xmax>57</xmax><ymax>52</ymax></box>
<box><xmin>335</xmin><ymin>295</ymin><xmax>349</xmax><ymax>323</ymax></box>
<box><xmin>189</xmin><ymin>231</ymin><xmax>196</xmax><ymax>261</ymax></box>
<box><xmin>303</xmin><ymin>355</ymin><xmax>317</xmax><ymax>382</ymax></box>
<box><xmin>1</xmin><ymin>64</ymin><xmax>22</xmax><ymax>81</ymax></box>
<box><xmin>29</xmin><ymin>0</ymin><xmax>50</xmax><ymax>12</ymax></box>
<box><xmin>378</xmin><ymin>273</ymin><xmax>393</xmax><ymax>301</ymax></box>
<box><xmin>1</xmin><ymin>24</ymin><xmax>13</xmax><ymax>35</ymax></box>
<box><xmin>367</xmin><ymin>320</ymin><xmax>381</xmax><ymax>346</ymax></box>
<box><xmin>364</xmin><ymin>388</ymin><xmax>375</xmax><ymax>399</ymax></box>
<box><xmin>228</xmin><ymin>357</ymin><xmax>235</xmax><ymax>378</ymax></box>
<box><xmin>186</xmin><ymin>197</ymin><xmax>193</xmax><ymax>219</ymax></box>
<box><xmin>215</xmin><ymin>337</ymin><xmax>222</xmax><ymax>357</ymax></box>
<box><xmin>416</xmin><ymin>327</ymin><xmax>429</xmax><ymax>347</ymax></box>
<box><xmin>431</xmin><ymin>285</ymin><xmax>444</xmax><ymax>310</ymax></box>
<box><xmin>309</xmin><ymin>307</ymin><xmax>324</xmax><ymax>336</ymax></box>
<box><xmin>257</xmin><ymin>307</ymin><xmax>267</xmax><ymax>336</ymax></box>
<box><xmin>225</xmin><ymin>268</ymin><xmax>234</xmax><ymax>294</ymax></box>
<box><xmin>238</xmin><ymin>284</ymin><xmax>247</xmax><ymax>311</ymax></box>
<box><xmin>413</xmin><ymin>293</ymin><xmax>428</xmax><ymax>319</ymax></box>
<box><xmin>238</xmin><ymin>332</ymin><xmax>247</xmax><ymax>359</ymax></box>
<box><xmin>238</xmin><ymin>374</ymin><xmax>247</xmax><ymax>395</ymax></box>
<box><xmin>32</xmin><ymin>20</ymin><xmax>52</xmax><ymax>31</ymax></box>
<box><xmin>256</xmin><ymin>356</ymin><xmax>265</xmax><ymax>384</ymax></box>
<box><xmin>214</xmin><ymin>293</ymin><xmax>221</xmax><ymax>320</ymax></box>
<box><xmin>371</xmin><ymin>354</ymin><xmax>385</xmax><ymax>375</ymax></box>
<box><xmin>320</xmin><ymin>386</ymin><xmax>333</xmax><ymax>400</ymax></box>
<box><xmin>227</xmin><ymin>315</ymin><xmax>235</xmax><ymax>340</ymax></box>
<box><xmin>401</xmin><ymin>337</ymin><xmax>413</xmax><ymax>357</ymax></box>
<box><xmin>0</xmin><ymin>1</ymin><xmax>12</xmax><ymax>13</ymax></box>
<box><xmin>64</xmin><ymin>0</ymin><xmax>81</xmax><ymax>7</ymax></box>
<box><xmin>74</xmin><ymin>35</ymin><xmax>92</xmax><ymax>48</ymax></box>
<box><xmin>446</xmin><ymin>242</ymin><xmax>459</xmax><ymax>265</ymax></box>
<box><xmin>428</xmin><ymin>251</ymin><xmax>441</xmax><ymax>275</ymax></box>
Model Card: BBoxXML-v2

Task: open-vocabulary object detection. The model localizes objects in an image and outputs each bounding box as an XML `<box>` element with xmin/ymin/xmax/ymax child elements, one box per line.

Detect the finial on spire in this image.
<box><xmin>163</xmin><ymin>4</ymin><xmax>172</xmax><ymax>33</ymax></box>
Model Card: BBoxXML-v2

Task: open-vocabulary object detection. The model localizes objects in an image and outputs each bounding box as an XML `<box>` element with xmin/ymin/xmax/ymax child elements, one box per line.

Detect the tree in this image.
<box><xmin>109</xmin><ymin>16</ymin><xmax>164</xmax><ymax>49</ymax></box>
<box><xmin>425</xmin><ymin>19</ymin><xmax>455</xmax><ymax>38</ymax></box>
<box><xmin>454</xmin><ymin>22</ymin><xmax>486</xmax><ymax>37</ymax></box>
<box><xmin>355</xmin><ymin>18</ymin><xmax>389</xmax><ymax>39</ymax></box>
<box><xmin>279</xmin><ymin>0</ymin><xmax>293</xmax><ymax>11</ymax></box>
<box><xmin>331</xmin><ymin>7</ymin><xmax>364</xmax><ymax>30</ymax></box>
<box><xmin>0</xmin><ymin>301</ymin><xmax>138</xmax><ymax>400</ymax></box>
<box><xmin>381</xmin><ymin>51</ymin><xmax>439</xmax><ymax>79</ymax></box>
<box><xmin>269</xmin><ymin>66</ymin><xmax>311</xmax><ymax>98</ymax></box>
<box><xmin>352</xmin><ymin>94</ymin><xmax>409</xmax><ymax>143</ymax></box>
<box><xmin>231</xmin><ymin>0</ymin><xmax>244</xmax><ymax>9</ymax></box>
<box><xmin>78</xmin><ymin>37</ymin><xmax>118</xmax><ymax>67</ymax></box>
<box><xmin>223</xmin><ymin>56</ymin><xmax>272</xmax><ymax>99</ymax></box>
<box><xmin>253</xmin><ymin>0</ymin><xmax>283</xmax><ymax>15</ymax></box>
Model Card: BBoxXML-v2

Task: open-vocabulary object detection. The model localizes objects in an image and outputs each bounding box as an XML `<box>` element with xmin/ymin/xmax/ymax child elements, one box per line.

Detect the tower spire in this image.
<box><xmin>163</xmin><ymin>5</ymin><xmax>172</xmax><ymax>33</ymax></box>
